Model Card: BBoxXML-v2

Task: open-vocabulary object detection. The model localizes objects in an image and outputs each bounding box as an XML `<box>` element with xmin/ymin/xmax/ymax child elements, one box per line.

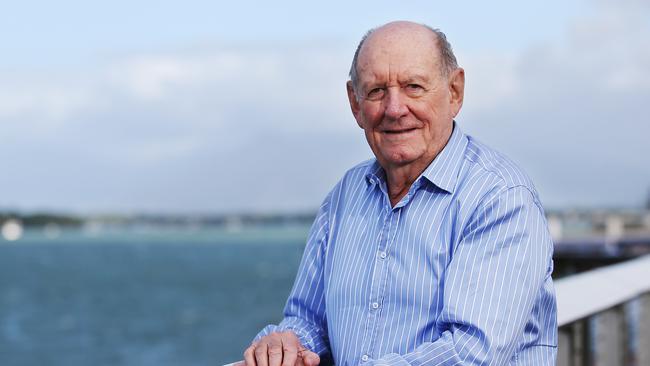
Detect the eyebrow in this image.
<box><xmin>359</xmin><ymin>81</ymin><xmax>383</xmax><ymax>93</ymax></box>
<box><xmin>358</xmin><ymin>71</ymin><xmax>433</xmax><ymax>91</ymax></box>
<box><xmin>401</xmin><ymin>75</ymin><xmax>431</xmax><ymax>84</ymax></box>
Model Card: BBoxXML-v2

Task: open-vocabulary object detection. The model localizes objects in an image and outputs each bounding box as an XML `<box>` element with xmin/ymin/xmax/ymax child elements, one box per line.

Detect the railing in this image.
<box><xmin>556</xmin><ymin>254</ymin><xmax>650</xmax><ymax>365</ymax></box>
<box><xmin>225</xmin><ymin>255</ymin><xmax>650</xmax><ymax>366</ymax></box>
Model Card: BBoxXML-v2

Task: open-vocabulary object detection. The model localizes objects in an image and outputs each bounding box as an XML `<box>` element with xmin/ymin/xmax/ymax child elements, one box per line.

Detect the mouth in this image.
<box><xmin>383</xmin><ymin>128</ymin><xmax>417</xmax><ymax>135</ymax></box>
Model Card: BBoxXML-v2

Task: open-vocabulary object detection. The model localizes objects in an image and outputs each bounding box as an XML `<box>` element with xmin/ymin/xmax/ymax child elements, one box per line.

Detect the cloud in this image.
<box><xmin>1</xmin><ymin>0</ymin><xmax>648</xmax><ymax>212</ymax></box>
<box><xmin>0</xmin><ymin>82</ymin><xmax>94</xmax><ymax>124</ymax></box>
<box><xmin>460</xmin><ymin>0</ymin><xmax>650</xmax><ymax>208</ymax></box>
<box><xmin>0</xmin><ymin>42</ymin><xmax>363</xmax><ymax>213</ymax></box>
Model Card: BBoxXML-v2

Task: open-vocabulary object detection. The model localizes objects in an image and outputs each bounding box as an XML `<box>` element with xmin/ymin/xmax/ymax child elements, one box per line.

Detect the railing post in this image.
<box><xmin>558</xmin><ymin>320</ymin><xmax>587</xmax><ymax>366</ymax></box>
<box><xmin>639</xmin><ymin>292</ymin><xmax>650</xmax><ymax>366</ymax></box>
<box><xmin>572</xmin><ymin>321</ymin><xmax>587</xmax><ymax>366</ymax></box>
<box><xmin>558</xmin><ymin>326</ymin><xmax>571</xmax><ymax>366</ymax></box>
<box><xmin>591</xmin><ymin>305</ymin><xmax>627</xmax><ymax>366</ymax></box>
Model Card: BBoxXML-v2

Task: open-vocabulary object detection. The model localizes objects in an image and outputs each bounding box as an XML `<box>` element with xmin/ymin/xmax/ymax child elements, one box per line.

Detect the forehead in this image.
<box><xmin>356</xmin><ymin>26</ymin><xmax>441</xmax><ymax>83</ymax></box>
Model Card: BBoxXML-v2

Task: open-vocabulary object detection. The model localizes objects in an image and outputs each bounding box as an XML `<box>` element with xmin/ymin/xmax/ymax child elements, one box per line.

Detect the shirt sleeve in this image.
<box><xmin>252</xmin><ymin>194</ymin><xmax>331</xmax><ymax>356</ymax></box>
<box><xmin>367</xmin><ymin>186</ymin><xmax>556</xmax><ymax>365</ymax></box>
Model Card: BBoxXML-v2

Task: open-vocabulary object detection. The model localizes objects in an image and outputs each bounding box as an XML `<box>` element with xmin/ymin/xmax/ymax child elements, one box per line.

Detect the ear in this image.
<box><xmin>346</xmin><ymin>81</ymin><xmax>363</xmax><ymax>128</ymax></box>
<box><xmin>448</xmin><ymin>67</ymin><xmax>465</xmax><ymax>118</ymax></box>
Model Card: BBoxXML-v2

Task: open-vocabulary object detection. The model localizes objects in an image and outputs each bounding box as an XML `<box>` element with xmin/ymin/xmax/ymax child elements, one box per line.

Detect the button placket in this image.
<box><xmin>359</xmin><ymin>207</ymin><xmax>392</xmax><ymax>364</ymax></box>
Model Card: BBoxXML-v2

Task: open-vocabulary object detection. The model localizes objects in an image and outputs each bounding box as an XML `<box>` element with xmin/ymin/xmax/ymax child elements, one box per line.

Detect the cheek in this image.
<box><xmin>359</xmin><ymin>103</ymin><xmax>382</xmax><ymax>122</ymax></box>
<box><xmin>363</xmin><ymin>130</ymin><xmax>382</xmax><ymax>155</ymax></box>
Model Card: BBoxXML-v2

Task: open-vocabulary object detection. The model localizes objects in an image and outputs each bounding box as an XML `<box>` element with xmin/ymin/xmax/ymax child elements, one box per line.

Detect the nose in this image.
<box><xmin>384</xmin><ymin>87</ymin><xmax>408</xmax><ymax>120</ymax></box>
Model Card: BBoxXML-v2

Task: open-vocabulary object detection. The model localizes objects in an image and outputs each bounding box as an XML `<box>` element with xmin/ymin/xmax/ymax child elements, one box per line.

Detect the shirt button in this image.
<box><xmin>379</xmin><ymin>251</ymin><xmax>387</xmax><ymax>259</ymax></box>
<box><xmin>371</xmin><ymin>302</ymin><xmax>379</xmax><ymax>309</ymax></box>
<box><xmin>361</xmin><ymin>355</ymin><xmax>369</xmax><ymax>362</ymax></box>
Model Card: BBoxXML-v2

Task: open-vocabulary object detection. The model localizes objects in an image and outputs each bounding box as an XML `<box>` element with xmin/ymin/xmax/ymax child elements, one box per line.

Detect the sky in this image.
<box><xmin>1</xmin><ymin>0</ymin><xmax>649</xmax><ymax>214</ymax></box>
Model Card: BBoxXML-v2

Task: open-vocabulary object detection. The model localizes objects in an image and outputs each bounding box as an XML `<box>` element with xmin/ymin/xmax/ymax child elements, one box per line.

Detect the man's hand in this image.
<box><xmin>243</xmin><ymin>331</ymin><xmax>320</xmax><ymax>366</ymax></box>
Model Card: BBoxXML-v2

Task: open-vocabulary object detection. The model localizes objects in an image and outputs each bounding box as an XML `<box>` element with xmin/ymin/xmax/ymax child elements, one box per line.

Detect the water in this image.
<box><xmin>0</xmin><ymin>226</ymin><xmax>308</xmax><ymax>366</ymax></box>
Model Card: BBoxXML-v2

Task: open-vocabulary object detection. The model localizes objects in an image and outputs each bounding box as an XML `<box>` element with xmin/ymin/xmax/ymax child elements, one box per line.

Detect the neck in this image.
<box><xmin>384</xmin><ymin>161</ymin><xmax>430</xmax><ymax>207</ymax></box>
<box><xmin>382</xmin><ymin>125</ymin><xmax>454</xmax><ymax>207</ymax></box>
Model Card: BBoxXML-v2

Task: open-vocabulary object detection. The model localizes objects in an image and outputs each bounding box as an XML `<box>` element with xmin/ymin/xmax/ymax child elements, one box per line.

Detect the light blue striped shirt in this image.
<box><xmin>255</xmin><ymin>123</ymin><xmax>557</xmax><ymax>365</ymax></box>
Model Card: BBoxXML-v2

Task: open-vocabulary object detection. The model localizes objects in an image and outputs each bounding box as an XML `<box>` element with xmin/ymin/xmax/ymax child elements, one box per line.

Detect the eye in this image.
<box><xmin>405</xmin><ymin>84</ymin><xmax>425</xmax><ymax>95</ymax></box>
<box><xmin>366</xmin><ymin>87</ymin><xmax>385</xmax><ymax>100</ymax></box>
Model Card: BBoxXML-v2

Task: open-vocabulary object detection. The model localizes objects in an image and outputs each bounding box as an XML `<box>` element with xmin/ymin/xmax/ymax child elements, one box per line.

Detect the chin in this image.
<box><xmin>382</xmin><ymin>150</ymin><xmax>421</xmax><ymax>167</ymax></box>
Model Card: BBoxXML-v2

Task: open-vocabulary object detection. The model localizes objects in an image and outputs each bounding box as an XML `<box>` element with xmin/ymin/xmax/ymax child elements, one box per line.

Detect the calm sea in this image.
<box><xmin>0</xmin><ymin>225</ymin><xmax>309</xmax><ymax>366</ymax></box>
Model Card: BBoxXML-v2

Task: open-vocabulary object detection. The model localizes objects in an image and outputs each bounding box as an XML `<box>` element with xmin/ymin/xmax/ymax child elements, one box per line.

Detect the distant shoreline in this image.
<box><xmin>0</xmin><ymin>211</ymin><xmax>317</xmax><ymax>229</ymax></box>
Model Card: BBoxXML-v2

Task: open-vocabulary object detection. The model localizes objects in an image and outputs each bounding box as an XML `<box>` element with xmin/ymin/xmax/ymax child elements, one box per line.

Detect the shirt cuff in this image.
<box><xmin>252</xmin><ymin>323</ymin><xmax>317</xmax><ymax>352</ymax></box>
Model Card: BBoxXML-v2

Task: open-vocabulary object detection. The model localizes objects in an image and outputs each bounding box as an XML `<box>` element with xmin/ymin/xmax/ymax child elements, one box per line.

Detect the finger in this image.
<box><xmin>295</xmin><ymin>355</ymin><xmax>305</xmax><ymax>366</ymax></box>
<box><xmin>280</xmin><ymin>333</ymin><xmax>299</xmax><ymax>366</ymax></box>
<box><xmin>254</xmin><ymin>341</ymin><xmax>270</xmax><ymax>366</ymax></box>
<box><xmin>244</xmin><ymin>344</ymin><xmax>257</xmax><ymax>366</ymax></box>
<box><xmin>267</xmin><ymin>337</ymin><xmax>284</xmax><ymax>366</ymax></box>
<box><xmin>300</xmin><ymin>349</ymin><xmax>320</xmax><ymax>366</ymax></box>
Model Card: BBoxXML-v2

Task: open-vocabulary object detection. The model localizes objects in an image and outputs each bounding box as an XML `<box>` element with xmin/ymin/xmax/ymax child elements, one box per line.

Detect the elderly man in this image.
<box><xmin>243</xmin><ymin>21</ymin><xmax>557</xmax><ymax>365</ymax></box>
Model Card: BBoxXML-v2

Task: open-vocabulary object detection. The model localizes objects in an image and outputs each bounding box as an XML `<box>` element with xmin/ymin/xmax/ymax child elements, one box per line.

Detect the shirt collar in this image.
<box><xmin>365</xmin><ymin>160</ymin><xmax>385</xmax><ymax>186</ymax></box>
<box><xmin>365</xmin><ymin>121</ymin><xmax>468</xmax><ymax>194</ymax></box>
<box><xmin>419</xmin><ymin>121</ymin><xmax>468</xmax><ymax>193</ymax></box>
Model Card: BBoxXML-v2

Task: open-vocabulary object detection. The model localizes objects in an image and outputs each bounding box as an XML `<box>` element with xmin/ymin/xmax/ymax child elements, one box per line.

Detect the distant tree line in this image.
<box><xmin>0</xmin><ymin>212</ymin><xmax>84</xmax><ymax>227</ymax></box>
<box><xmin>0</xmin><ymin>211</ymin><xmax>317</xmax><ymax>228</ymax></box>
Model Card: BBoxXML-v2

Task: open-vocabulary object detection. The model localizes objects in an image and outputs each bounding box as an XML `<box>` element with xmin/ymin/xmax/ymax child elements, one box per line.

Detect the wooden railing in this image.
<box><xmin>556</xmin><ymin>254</ymin><xmax>650</xmax><ymax>365</ymax></box>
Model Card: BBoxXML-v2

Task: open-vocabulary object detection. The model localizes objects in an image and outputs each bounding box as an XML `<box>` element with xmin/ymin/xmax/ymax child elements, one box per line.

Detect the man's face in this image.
<box><xmin>347</xmin><ymin>24</ymin><xmax>464</xmax><ymax>171</ymax></box>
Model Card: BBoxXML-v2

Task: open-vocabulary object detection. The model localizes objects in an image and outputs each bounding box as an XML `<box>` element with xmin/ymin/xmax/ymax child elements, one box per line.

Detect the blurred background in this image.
<box><xmin>1</xmin><ymin>0</ymin><xmax>649</xmax><ymax>365</ymax></box>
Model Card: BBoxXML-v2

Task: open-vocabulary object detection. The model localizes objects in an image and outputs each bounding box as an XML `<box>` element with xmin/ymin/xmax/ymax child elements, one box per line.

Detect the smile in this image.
<box><xmin>383</xmin><ymin>128</ymin><xmax>417</xmax><ymax>135</ymax></box>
